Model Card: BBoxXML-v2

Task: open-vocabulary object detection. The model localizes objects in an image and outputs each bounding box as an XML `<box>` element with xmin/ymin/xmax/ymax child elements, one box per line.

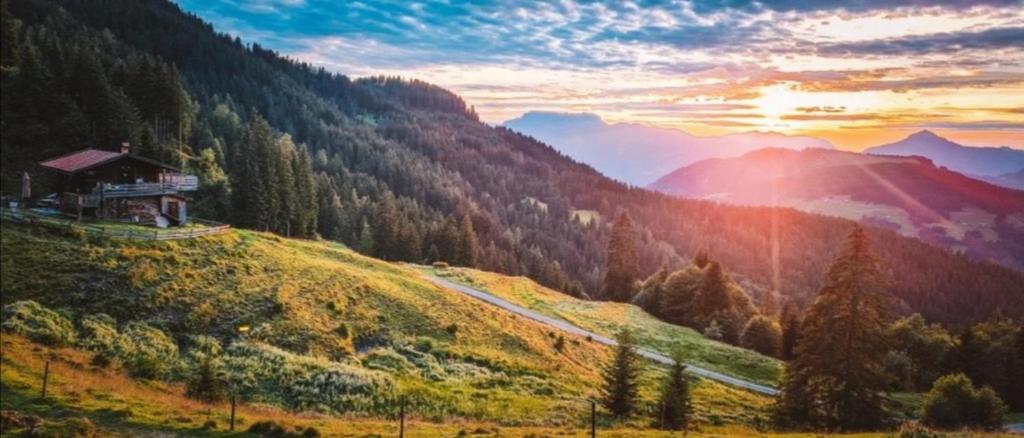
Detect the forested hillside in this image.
<box><xmin>1</xmin><ymin>0</ymin><xmax>1022</xmax><ymax>325</ymax></box>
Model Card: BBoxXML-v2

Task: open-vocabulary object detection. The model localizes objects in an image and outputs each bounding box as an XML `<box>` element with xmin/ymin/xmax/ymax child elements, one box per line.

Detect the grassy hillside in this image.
<box><xmin>0</xmin><ymin>221</ymin><xmax>773</xmax><ymax>428</ymax></box>
<box><xmin>431</xmin><ymin>268</ymin><xmax>781</xmax><ymax>386</ymax></box>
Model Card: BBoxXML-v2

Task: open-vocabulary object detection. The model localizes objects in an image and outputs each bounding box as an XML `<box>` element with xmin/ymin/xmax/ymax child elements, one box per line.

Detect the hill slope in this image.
<box><xmin>503</xmin><ymin>111</ymin><xmax>833</xmax><ymax>185</ymax></box>
<box><xmin>2</xmin><ymin>0</ymin><xmax>1022</xmax><ymax>325</ymax></box>
<box><xmin>0</xmin><ymin>221</ymin><xmax>775</xmax><ymax>425</ymax></box>
<box><xmin>865</xmin><ymin>130</ymin><xmax>1024</xmax><ymax>181</ymax></box>
<box><xmin>648</xmin><ymin>148</ymin><xmax>1024</xmax><ymax>269</ymax></box>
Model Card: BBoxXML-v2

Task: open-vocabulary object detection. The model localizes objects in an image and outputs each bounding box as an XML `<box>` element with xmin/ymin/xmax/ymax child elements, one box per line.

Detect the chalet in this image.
<box><xmin>39</xmin><ymin>143</ymin><xmax>198</xmax><ymax>227</ymax></box>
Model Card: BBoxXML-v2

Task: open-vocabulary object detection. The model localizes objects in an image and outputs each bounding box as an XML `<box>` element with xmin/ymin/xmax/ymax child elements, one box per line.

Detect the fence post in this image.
<box><xmin>230</xmin><ymin>393</ymin><xmax>237</xmax><ymax>431</ymax></box>
<box><xmin>399</xmin><ymin>395</ymin><xmax>405</xmax><ymax>438</ymax></box>
<box><xmin>591</xmin><ymin>400</ymin><xmax>596</xmax><ymax>438</ymax></box>
<box><xmin>41</xmin><ymin>360</ymin><xmax>50</xmax><ymax>398</ymax></box>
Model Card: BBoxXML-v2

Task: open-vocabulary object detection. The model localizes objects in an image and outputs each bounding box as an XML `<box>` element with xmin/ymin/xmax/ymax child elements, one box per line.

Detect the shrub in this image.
<box><xmin>432</xmin><ymin>261</ymin><xmax>449</xmax><ymax>269</ymax></box>
<box><xmin>922</xmin><ymin>373</ymin><xmax>1007</xmax><ymax>430</ymax></box>
<box><xmin>897</xmin><ymin>421</ymin><xmax>943</xmax><ymax>438</ymax></box>
<box><xmin>445</xmin><ymin>324</ymin><xmax>458</xmax><ymax>337</ymax></box>
<box><xmin>363</xmin><ymin>348</ymin><xmax>415</xmax><ymax>374</ymax></box>
<box><xmin>78</xmin><ymin>314</ymin><xmax>119</xmax><ymax>365</ymax></box>
<box><xmin>185</xmin><ymin>336</ymin><xmax>228</xmax><ymax>403</ymax></box>
<box><xmin>30</xmin><ymin>417</ymin><xmax>97</xmax><ymax>438</ymax></box>
<box><xmin>554</xmin><ymin>335</ymin><xmax>565</xmax><ymax>352</ymax></box>
<box><xmin>117</xmin><ymin>322</ymin><xmax>180</xmax><ymax>379</ymax></box>
<box><xmin>739</xmin><ymin>315</ymin><xmax>782</xmax><ymax>357</ymax></box>
<box><xmin>223</xmin><ymin>341</ymin><xmax>395</xmax><ymax>414</ymax></box>
<box><xmin>1</xmin><ymin>301</ymin><xmax>76</xmax><ymax>346</ymax></box>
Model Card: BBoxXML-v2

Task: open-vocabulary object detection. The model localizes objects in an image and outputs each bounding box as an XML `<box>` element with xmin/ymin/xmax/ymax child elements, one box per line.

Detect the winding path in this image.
<box><xmin>427</xmin><ymin>275</ymin><xmax>780</xmax><ymax>396</ymax></box>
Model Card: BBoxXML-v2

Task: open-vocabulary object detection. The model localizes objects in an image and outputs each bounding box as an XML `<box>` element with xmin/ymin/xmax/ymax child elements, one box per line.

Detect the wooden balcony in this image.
<box><xmin>99</xmin><ymin>175</ymin><xmax>199</xmax><ymax>198</ymax></box>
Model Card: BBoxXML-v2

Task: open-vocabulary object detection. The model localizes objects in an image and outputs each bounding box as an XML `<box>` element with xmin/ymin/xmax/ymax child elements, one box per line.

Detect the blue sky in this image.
<box><xmin>176</xmin><ymin>0</ymin><xmax>1024</xmax><ymax>149</ymax></box>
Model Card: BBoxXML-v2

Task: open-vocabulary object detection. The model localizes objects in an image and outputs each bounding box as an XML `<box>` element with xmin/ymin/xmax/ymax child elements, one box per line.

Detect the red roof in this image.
<box><xmin>39</xmin><ymin>148</ymin><xmax>178</xmax><ymax>174</ymax></box>
<box><xmin>39</xmin><ymin>149</ymin><xmax>125</xmax><ymax>173</ymax></box>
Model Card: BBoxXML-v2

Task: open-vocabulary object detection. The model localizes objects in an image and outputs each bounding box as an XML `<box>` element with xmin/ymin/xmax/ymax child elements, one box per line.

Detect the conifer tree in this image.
<box><xmin>657</xmin><ymin>351</ymin><xmax>692</xmax><ymax>431</ymax></box>
<box><xmin>601</xmin><ymin>329</ymin><xmax>640</xmax><ymax>419</ymax></box>
<box><xmin>357</xmin><ymin>219</ymin><xmax>375</xmax><ymax>255</ymax></box>
<box><xmin>602</xmin><ymin>213</ymin><xmax>640</xmax><ymax>302</ymax></box>
<box><xmin>456</xmin><ymin>212</ymin><xmax>479</xmax><ymax>267</ymax></box>
<box><xmin>779</xmin><ymin>302</ymin><xmax>802</xmax><ymax>361</ymax></box>
<box><xmin>693</xmin><ymin>250</ymin><xmax>710</xmax><ymax>269</ymax></box>
<box><xmin>373</xmin><ymin>192</ymin><xmax>400</xmax><ymax>260</ymax></box>
<box><xmin>774</xmin><ymin>225</ymin><xmax>891</xmax><ymax>430</ymax></box>
<box><xmin>695</xmin><ymin>261</ymin><xmax>732</xmax><ymax>329</ymax></box>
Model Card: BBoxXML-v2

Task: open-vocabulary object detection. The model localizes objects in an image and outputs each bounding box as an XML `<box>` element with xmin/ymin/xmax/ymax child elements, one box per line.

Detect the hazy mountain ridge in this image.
<box><xmin>648</xmin><ymin>147</ymin><xmax>1024</xmax><ymax>269</ymax></box>
<box><xmin>503</xmin><ymin>111</ymin><xmax>834</xmax><ymax>185</ymax></box>
<box><xmin>866</xmin><ymin>130</ymin><xmax>1024</xmax><ymax>182</ymax></box>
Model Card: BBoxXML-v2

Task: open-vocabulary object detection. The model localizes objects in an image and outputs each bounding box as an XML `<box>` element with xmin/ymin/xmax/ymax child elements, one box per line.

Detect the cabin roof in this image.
<box><xmin>39</xmin><ymin>148</ymin><xmax>179</xmax><ymax>174</ymax></box>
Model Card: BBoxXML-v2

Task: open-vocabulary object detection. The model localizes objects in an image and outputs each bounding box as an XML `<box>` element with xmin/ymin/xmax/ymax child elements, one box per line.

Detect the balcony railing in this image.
<box><xmin>99</xmin><ymin>175</ymin><xmax>199</xmax><ymax>198</ymax></box>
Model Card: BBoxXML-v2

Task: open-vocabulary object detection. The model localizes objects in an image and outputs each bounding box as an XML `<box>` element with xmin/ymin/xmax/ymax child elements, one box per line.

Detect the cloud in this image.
<box><xmin>819</xmin><ymin>26</ymin><xmax>1024</xmax><ymax>56</ymax></box>
<box><xmin>175</xmin><ymin>0</ymin><xmax>1024</xmax><ymax>137</ymax></box>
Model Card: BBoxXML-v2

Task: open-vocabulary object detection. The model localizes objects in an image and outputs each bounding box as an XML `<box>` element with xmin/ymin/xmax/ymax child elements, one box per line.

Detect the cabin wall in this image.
<box><xmin>99</xmin><ymin>197</ymin><xmax>161</xmax><ymax>224</ymax></box>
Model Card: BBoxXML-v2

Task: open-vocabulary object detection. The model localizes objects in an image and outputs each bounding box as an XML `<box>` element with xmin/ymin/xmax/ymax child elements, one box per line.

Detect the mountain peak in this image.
<box><xmin>909</xmin><ymin>129</ymin><xmax>941</xmax><ymax>140</ymax></box>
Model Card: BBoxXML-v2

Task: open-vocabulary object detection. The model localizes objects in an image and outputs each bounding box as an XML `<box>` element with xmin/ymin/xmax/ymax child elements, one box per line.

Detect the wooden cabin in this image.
<box><xmin>39</xmin><ymin>143</ymin><xmax>198</xmax><ymax>227</ymax></box>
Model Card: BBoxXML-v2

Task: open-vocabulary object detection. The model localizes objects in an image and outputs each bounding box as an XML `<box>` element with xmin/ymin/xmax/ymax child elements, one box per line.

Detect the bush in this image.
<box><xmin>117</xmin><ymin>322</ymin><xmax>180</xmax><ymax>379</ymax></box>
<box><xmin>223</xmin><ymin>341</ymin><xmax>395</xmax><ymax>414</ymax></box>
<box><xmin>1</xmin><ymin>301</ymin><xmax>76</xmax><ymax>346</ymax></box>
<box><xmin>922</xmin><ymin>373</ymin><xmax>1007</xmax><ymax>430</ymax></box>
<box><xmin>30</xmin><ymin>417</ymin><xmax>97</xmax><ymax>438</ymax></box>
<box><xmin>185</xmin><ymin>336</ymin><xmax>228</xmax><ymax>403</ymax></box>
<box><xmin>78</xmin><ymin>314</ymin><xmax>119</xmax><ymax>365</ymax></box>
<box><xmin>897</xmin><ymin>421</ymin><xmax>943</xmax><ymax>438</ymax></box>
<box><xmin>740</xmin><ymin>315</ymin><xmax>782</xmax><ymax>357</ymax></box>
<box><xmin>432</xmin><ymin>261</ymin><xmax>449</xmax><ymax>269</ymax></box>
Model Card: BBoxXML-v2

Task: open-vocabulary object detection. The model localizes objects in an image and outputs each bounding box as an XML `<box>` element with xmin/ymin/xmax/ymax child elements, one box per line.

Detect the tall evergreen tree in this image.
<box><xmin>601</xmin><ymin>329</ymin><xmax>641</xmax><ymax>419</ymax></box>
<box><xmin>774</xmin><ymin>225</ymin><xmax>892</xmax><ymax>431</ymax></box>
<box><xmin>657</xmin><ymin>351</ymin><xmax>692</xmax><ymax>431</ymax></box>
<box><xmin>456</xmin><ymin>212</ymin><xmax>479</xmax><ymax>267</ymax></box>
<box><xmin>373</xmin><ymin>192</ymin><xmax>400</xmax><ymax>260</ymax></box>
<box><xmin>695</xmin><ymin>261</ymin><xmax>732</xmax><ymax>325</ymax></box>
<box><xmin>779</xmin><ymin>301</ymin><xmax>802</xmax><ymax>361</ymax></box>
<box><xmin>602</xmin><ymin>213</ymin><xmax>640</xmax><ymax>302</ymax></box>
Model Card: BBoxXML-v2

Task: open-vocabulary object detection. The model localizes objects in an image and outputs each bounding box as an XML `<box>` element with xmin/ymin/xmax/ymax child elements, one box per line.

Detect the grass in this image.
<box><xmin>429</xmin><ymin>267</ymin><xmax>782</xmax><ymax>387</ymax></box>
<box><xmin>0</xmin><ymin>335</ymin><xmax>934</xmax><ymax>437</ymax></box>
<box><xmin>0</xmin><ymin>222</ymin><xmax>770</xmax><ymax>428</ymax></box>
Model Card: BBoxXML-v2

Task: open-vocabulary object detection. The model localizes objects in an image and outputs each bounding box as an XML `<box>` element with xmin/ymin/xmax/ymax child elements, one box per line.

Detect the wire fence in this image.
<box><xmin>1</xmin><ymin>208</ymin><xmax>230</xmax><ymax>241</ymax></box>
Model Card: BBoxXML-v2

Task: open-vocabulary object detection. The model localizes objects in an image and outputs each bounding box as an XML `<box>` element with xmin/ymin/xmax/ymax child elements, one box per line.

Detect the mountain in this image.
<box><xmin>502</xmin><ymin>111</ymin><xmax>834</xmax><ymax>186</ymax></box>
<box><xmin>0</xmin><ymin>223</ymin><xmax>774</xmax><ymax>432</ymax></box>
<box><xmin>865</xmin><ymin>130</ymin><xmax>1024</xmax><ymax>182</ymax></box>
<box><xmin>648</xmin><ymin>148</ymin><xmax>1024</xmax><ymax>269</ymax></box>
<box><xmin>2</xmin><ymin>0</ymin><xmax>1022</xmax><ymax>326</ymax></box>
<box><xmin>981</xmin><ymin>169</ymin><xmax>1024</xmax><ymax>191</ymax></box>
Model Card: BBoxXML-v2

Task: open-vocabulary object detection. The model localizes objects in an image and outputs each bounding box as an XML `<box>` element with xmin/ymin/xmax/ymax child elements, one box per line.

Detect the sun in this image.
<box><xmin>754</xmin><ymin>84</ymin><xmax>797</xmax><ymax>122</ymax></box>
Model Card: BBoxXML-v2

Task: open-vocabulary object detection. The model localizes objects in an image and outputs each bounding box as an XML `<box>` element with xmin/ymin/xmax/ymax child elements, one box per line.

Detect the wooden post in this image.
<box><xmin>590</xmin><ymin>400</ymin><xmax>596</xmax><ymax>438</ymax></box>
<box><xmin>397</xmin><ymin>396</ymin><xmax>405</xmax><ymax>437</ymax></box>
<box><xmin>41</xmin><ymin>360</ymin><xmax>50</xmax><ymax>398</ymax></box>
<box><xmin>229</xmin><ymin>393</ymin><xmax>237</xmax><ymax>431</ymax></box>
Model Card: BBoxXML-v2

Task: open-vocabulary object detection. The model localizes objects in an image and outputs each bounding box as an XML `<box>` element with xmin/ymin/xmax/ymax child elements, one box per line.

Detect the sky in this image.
<box><xmin>176</xmin><ymin>0</ymin><xmax>1024</xmax><ymax>150</ymax></box>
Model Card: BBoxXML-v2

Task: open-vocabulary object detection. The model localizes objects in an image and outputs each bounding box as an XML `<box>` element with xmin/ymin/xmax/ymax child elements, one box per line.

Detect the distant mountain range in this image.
<box><xmin>502</xmin><ymin>111</ymin><xmax>834</xmax><ymax>185</ymax></box>
<box><xmin>648</xmin><ymin>147</ymin><xmax>1024</xmax><ymax>269</ymax></box>
<box><xmin>865</xmin><ymin>130</ymin><xmax>1024</xmax><ymax>188</ymax></box>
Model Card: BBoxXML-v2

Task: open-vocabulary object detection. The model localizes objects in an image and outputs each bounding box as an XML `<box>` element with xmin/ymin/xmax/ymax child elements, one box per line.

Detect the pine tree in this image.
<box><xmin>657</xmin><ymin>351</ymin><xmax>692</xmax><ymax>431</ymax></box>
<box><xmin>601</xmin><ymin>329</ymin><xmax>640</xmax><ymax>419</ymax></box>
<box><xmin>695</xmin><ymin>261</ymin><xmax>731</xmax><ymax>328</ymax></box>
<box><xmin>373</xmin><ymin>192</ymin><xmax>400</xmax><ymax>260</ymax></box>
<box><xmin>456</xmin><ymin>212</ymin><xmax>479</xmax><ymax>267</ymax></box>
<box><xmin>357</xmin><ymin>219</ymin><xmax>375</xmax><ymax>255</ymax></box>
<box><xmin>774</xmin><ymin>225</ymin><xmax>892</xmax><ymax>431</ymax></box>
<box><xmin>692</xmin><ymin>250</ymin><xmax>710</xmax><ymax>269</ymax></box>
<box><xmin>602</xmin><ymin>213</ymin><xmax>640</xmax><ymax>302</ymax></box>
<box><xmin>779</xmin><ymin>301</ymin><xmax>802</xmax><ymax>361</ymax></box>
